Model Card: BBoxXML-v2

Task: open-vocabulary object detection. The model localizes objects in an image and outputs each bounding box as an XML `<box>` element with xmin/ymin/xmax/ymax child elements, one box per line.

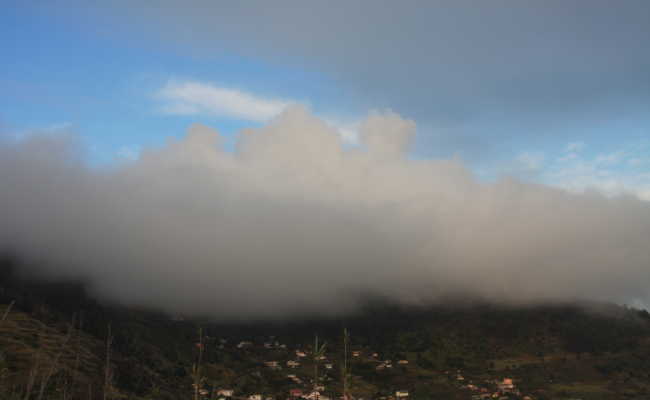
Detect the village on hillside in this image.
<box><xmin>190</xmin><ymin>333</ymin><xmax>539</xmax><ymax>400</ymax></box>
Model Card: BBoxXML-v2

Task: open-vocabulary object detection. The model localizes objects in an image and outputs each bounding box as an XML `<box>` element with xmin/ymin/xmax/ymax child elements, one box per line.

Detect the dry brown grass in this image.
<box><xmin>0</xmin><ymin>303</ymin><xmax>104</xmax><ymax>399</ymax></box>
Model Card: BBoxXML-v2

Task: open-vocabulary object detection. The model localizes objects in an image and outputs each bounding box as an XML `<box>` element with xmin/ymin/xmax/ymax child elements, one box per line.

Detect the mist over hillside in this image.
<box><xmin>2</xmin><ymin>107</ymin><xmax>650</xmax><ymax>319</ymax></box>
<box><xmin>3</xmin><ymin>257</ymin><xmax>650</xmax><ymax>400</ymax></box>
<box><xmin>3</xmin><ymin>2</ymin><xmax>650</xmax><ymax>399</ymax></box>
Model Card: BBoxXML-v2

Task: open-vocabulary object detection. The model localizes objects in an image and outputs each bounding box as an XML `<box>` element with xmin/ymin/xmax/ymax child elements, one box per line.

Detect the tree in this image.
<box><xmin>341</xmin><ymin>328</ymin><xmax>352</xmax><ymax>400</ymax></box>
<box><xmin>192</xmin><ymin>327</ymin><xmax>205</xmax><ymax>400</ymax></box>
<box><xmin>104</xmin><ymin>323</ymin><xmax>114</xmax><ymax>400</ymax></box>
<box><xmin>313</xmin><ymin>334</ymin><xmax>327</xmax><ymax>391</ymax></box>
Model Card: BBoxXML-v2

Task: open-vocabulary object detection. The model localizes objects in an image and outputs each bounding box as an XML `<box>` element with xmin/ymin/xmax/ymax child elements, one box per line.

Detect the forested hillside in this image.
<box><xmin>3</xmin><ymin>255</ymin><xmax>650</xmax><ymax>400</ymax></box>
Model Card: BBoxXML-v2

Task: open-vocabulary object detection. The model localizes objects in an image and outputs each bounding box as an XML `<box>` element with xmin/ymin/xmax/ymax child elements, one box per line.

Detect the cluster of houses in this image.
<box><xmin>375</xmin><ymin>361</ymin><xmax>392</xmax><ymax>371</ymax></box>
<box><xmin>210</xmin><ymin>388</ymin><xmax>331</xmax><ymax>400</ymax></box>
<box><xmin>375</xmin><ymin>359</ymin><xmax>408</xmax><ymax>371</ymax></box>
<box><xmin>459</xmin><ymin>377</ymin><xmax>535</xmax><ymax>400</ymax></box>
<box><xmin>286</xmin><ymin>374</ymin><xmax>302</xmax><ymax>385</ymax></box>
<box><xmin>264</xmin><ymin>341</ymin><xmax>288</xmax><ymax>350</ymax></box>
<box><xmin>205</xmin><ymin>388</ymin><xmax>429</xmax><ymax>400</ymax></box>
<box><xmin>288</xmin><ymin>388</ymin><xmax>331</xmax><ymax>400</ymax></box>
<box><xmin>208</xmin><ymin>389</ymin><xmax>276</xmax><ymax>400</ymax></box>
<box><xmin>261</xmin><ymin>347</ymin><xmax>334</xmax><ymax>372</ymax></box>
<box><xmin>234</xmin><ymin>338</ymin><xmax>289</xmax><ymax>351</ymax></box>
<box><xmin>264</xmin><ymin>361</ymin><xmax>281</xmax><ymax>369</ymax></box>
<box><xmin>207</xmin><ymin>338</ymin><xmax>539</xmax><ymax>400</ymax></box>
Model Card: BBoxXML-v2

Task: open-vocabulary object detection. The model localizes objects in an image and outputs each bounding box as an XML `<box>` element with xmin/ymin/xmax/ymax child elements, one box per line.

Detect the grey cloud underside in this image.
<box><xmin>68</xmin><ymin>0</ymin><xmax>650</xmax><ymax>158</ymax></box>
<box><xmin>1</xmin><ymin>108</ymin><xmax>649</xmax><ymax>318</ymax></box>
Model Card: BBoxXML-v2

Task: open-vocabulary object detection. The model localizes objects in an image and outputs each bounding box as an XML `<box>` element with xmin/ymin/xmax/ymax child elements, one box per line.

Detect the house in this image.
<box><xmin>237</xmin><ymin>341</ymin><xmax>253</xmax><ymax>349</ymax></box>
<box><xmin>397</xmin><ymin>360</ymin><xmax>409</xmax><ymax>365</ymax></box>
<box><xmin>376</xmin><ymin>364</ymin><xmax>385</xmax><ymax>371</ymax></box>
<box><xmin>324</xmin><ymin>363</ymin><xmax>333</xmax><ymax>369</ymax></box>
<box><xmin>265</xmin><ymin>361</ymin><xmax>280</xmax><ymax>369</ymax></box>
<box><xmin>305</xmin><ymin>391</ymin><xmax>320</xmax><ymax>400</ymax></box>
<box><xmin>497</xmin><ymin>378</ymin><xmax>514</xmax><ymax>392</ymax></box>
<box><xmin>289</xmin><ymin>389</ymin><xmax>303</xmax><ymax>398</ymax></box>
<box><xmin>457</xmin><ymin>375</ymin><xmax>465</xmax><ymax>381</ymax></box>
<box><xmin>249</xmin><ymin>395</ymin><xmax>263</xmax><ymax>400</ymax></box>
<box><xmin>395</xmin><ymin>391</ymin><xmax>409</xmax><ymax>398</ymax></box>
<box><xmin>296</xmin><ymin>350</ymin><xmax>308</xmax><ymax>357</ymax></box>
<box><xmin>352</xmin><ymin>351</ymin><xmax>361</xmax><ymax>357</ymax></box>
<box><xmin>287</xmin><ymin>360</ymin><xmax>301</xmax><ymax>368</ymax></box>
<box><xmin>217</xmin><ymin>389</ymin><xmax>234</xmax><ymax>397</ymax></box>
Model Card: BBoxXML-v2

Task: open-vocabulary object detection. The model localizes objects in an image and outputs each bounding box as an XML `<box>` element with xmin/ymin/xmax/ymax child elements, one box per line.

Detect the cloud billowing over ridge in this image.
<box><xmin>1</xmin><ymin>107</ymin><xmax>649</xmax><ymax>318</ymax></box>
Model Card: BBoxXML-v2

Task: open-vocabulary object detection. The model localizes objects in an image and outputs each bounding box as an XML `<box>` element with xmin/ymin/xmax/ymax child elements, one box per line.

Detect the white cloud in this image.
<box><xmin>508</xmin><ymin>141</ymin><xmax>649</xmax><ymax>201</ymax></box>
<box><xmin>155</xmin><ymin>80</ymin><xmax>362</xmax><ymax>144</ymax></box>
<box><xmin>321</xmin><ymin>116</ymin><xmax>360</xmax><ymax>145</ymax></box>
<box><xmin>157</xmin><ymin>80</ymin><xmax>294</xmax><ymax>122</ymax></box>
<box><xmin>4</xmin><ymin>107</ymin><xmax>650</xmax><ymax>318</ymax></box>
<box><xmin>565</xmin><ymin>141</ymin><xmax>585</xmax><ymax>153</ymax></box>
<box><xmin>594</xmin><ymin>150</ymin><xmax>626</xmax><ymax>166</ymax></box>
<box><xmin>541</xmin><ymin>146</ymin><xmax>650</xmax><ymax>201</ymax></box>
<box><xmin>116</xmin><ymin>145</ymin><xmax>141</xmax><ymax>161</ymax></box>
<box><xmin>515</xmin><ymin>151</ymin><xmax>545</xmax><ymax>172</ymax></box>
<box><xmin>11</xmin><ymin>122</ymin><xmax>73</xmax><ymax>140</ymax></box>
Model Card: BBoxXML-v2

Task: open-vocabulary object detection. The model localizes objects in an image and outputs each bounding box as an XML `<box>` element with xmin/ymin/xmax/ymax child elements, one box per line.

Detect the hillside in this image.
<box><xmin>3</xmin><ymin>257</ymin><xmax>650</xmax><ymax>400</ymax></box>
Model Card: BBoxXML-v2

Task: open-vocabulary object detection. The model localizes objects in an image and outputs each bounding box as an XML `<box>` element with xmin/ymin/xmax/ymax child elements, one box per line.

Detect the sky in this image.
<box><xmin>2</xmin><ymin>1</ymin><xmax>649</xmax><ymax>197</ymax></box>
<box><xmin>1</xmin><ymin>1</ymin><xmax>650</xmax><ymax>318</ymax></box>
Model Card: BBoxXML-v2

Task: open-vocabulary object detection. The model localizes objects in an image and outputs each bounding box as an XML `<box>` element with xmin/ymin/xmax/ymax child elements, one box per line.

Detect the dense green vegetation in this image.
<box><xmin>3</xmin><ymin>255</ymin><xmax>650</xmax><ymax>400</ymax></box>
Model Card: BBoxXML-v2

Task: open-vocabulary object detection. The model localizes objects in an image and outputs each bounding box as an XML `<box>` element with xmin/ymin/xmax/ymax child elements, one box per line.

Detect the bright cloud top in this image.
<box><xmin>1</xmin><ymin>107</ymin><xmax>650</xmax><ymax>319</ymax></box>
<box><xmin>156</xmin><ymin>80</ymin><xmax>361</xmax><ymax>144</ymax></box>
<box><xmin>157</xmin><ymin>80</ymin><xmax>293</xmax><ymax>122</ymax></box>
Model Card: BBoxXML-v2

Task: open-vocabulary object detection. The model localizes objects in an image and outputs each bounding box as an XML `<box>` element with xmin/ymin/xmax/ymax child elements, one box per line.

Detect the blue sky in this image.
<box><xmin>1</xmin><ymin>3</ymin><xmax>357</xmax><ymax>159</ymax></box>
<box><xmin>2</xmin><ymin>1</ymin><xmax>649</xmax><ymax>199</ymax></box>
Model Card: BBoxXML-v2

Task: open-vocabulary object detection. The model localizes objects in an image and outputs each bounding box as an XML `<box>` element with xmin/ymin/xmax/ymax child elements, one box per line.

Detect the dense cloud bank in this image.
<box><xmin>1</xmin><ymin>107</ymin><xmax>649</xmax><ymax>318</ymax></box>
